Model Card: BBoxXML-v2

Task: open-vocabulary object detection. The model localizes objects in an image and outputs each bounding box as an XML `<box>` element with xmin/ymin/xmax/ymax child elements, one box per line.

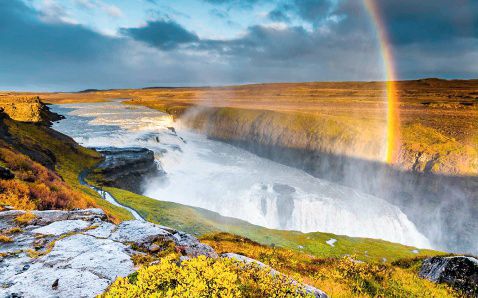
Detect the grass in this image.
<box><xmin>106</xmin><ymin>187</ymin><xmax>444</xmax><ymax>263</ymax></box>
<box><xmin>104</xmin><ymin>185</ymin><xmax>458</xmax><ymax>297</ymax></box>
<box><xmin>201</xmin><ymin>233</ymin><xmax>458</xmax><ymax>298</ymax></box>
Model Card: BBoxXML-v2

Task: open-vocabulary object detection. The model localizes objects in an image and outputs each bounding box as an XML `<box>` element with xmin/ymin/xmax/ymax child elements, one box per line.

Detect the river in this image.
<box><xmin>51</xmin><ymin>102</ymin><xmax>431</xmax><ymax>248</ymax></box>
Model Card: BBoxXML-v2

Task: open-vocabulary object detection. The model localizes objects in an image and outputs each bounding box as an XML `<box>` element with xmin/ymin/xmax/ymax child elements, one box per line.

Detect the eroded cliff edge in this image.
<box><xmin>131</xmin><ymin>102</ymin><xmax>478</xmax><ymax>254</ymax></box>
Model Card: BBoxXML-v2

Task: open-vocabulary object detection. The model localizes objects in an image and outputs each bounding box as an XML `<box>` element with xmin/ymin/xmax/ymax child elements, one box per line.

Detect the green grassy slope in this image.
<box><xmin>106</xmin><ymin>187</ymin><xmax>443</xmax><ymax>262</ymax></box>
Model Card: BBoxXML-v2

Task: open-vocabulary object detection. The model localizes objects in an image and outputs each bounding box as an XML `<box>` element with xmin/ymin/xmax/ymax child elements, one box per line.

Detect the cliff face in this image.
<box><xmin>0</xmin><ymin>95</ymin><xmax>62</xmax><ymax>124</ymax></box>
<box><xmin>174</xmin><ymin>106</ymin><xmax>478</xmax><ymax>254</ymax></box>
<box><xmin>178</xmin><ymin>107</ymin><xmax>477</xmax><ymax>176</ymax></box>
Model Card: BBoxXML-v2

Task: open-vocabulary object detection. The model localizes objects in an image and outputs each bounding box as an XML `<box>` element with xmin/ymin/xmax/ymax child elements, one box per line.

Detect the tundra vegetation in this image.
<box><xmin>0</xmin><ymin>94</ymin><xmax>473</xmax><ymax>297</ymax></box>
<box><xmin>23</xmin><ymin>78</ymin><xmax>478</xmax><ymax>175</ymax></box>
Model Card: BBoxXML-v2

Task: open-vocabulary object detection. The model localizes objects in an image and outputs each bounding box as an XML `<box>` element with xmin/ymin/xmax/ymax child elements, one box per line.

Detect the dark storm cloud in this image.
<box><xmin>372</xmin><ymin>0</ymin><xmax>478</xmax><ymax>45</ymax></box>
<box><xmin>120</xmin><ymin>20</ymin><xmax>198</xmax><ymax>50</ymax></box>
<box><xmin>260</xmin><ymin>0</ymin><xmax>478</xmax><ymax>78</ymax></box>
<box><xmin>0</xmin><ymin>0</ymin><xmax>127</xmax><ymax>91</ymax></box>
<box><xmin>0</xmin><ymin>0</ymin><xmax>116</xmax><ymax>61</ymax></box>
<box><xmin>267</xmin><ymin>5</ymin><xmax>292</xmax><ymax>23</ymax></box>
<box><xmin>0</xmin><ymin>0</ymin><xmax>477</xmax><ymax>91</ymax></box>
<box><xmin>199</xmin><ymin>25</ymin><xmax>316</xmax><ymax>61</ymax></box>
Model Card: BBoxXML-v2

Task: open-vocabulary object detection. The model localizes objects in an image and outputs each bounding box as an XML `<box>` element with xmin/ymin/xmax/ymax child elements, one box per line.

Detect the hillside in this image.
<box><xmin>11</xmin><ymin>79</ymin><xmax>477</xmax><ymax>253</ymax></box>
<box><xmin>0</xmin><ymin>98</ymin><xmax>133</xmax><ymax>222</ymax></box>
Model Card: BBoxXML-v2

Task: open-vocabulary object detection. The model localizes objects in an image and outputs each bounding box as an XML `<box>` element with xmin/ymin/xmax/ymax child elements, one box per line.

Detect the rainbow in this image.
<box><xmin>363</xmin><ymin>0</ymin><xmax>400</xmax><ymax>164</ymax></box>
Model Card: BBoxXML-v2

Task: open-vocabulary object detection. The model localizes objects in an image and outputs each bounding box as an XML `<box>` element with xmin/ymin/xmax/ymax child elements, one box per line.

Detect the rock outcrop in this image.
<box><xmin>0</xmin><ymin>208</ymin><xmax>327</xmax><ymax>298</ymax></box>
<box><xmin>0</xmin><ymin>96</ymin><xmax>63</xmax><ymax>124</ymax></box>
<box><xmin>419</xmin><ymin>256</ymin><xmax>478</xmax><ymax>296</ymax></box>
<box><xmin>92</xmin><ymin>147</ymin><xmax>163</xmax><ymax>193</ymax></box>
<box><xmin>0</xmin><ymin>209</ymin><xmax>216</xmax><ymax>298</ymax></box>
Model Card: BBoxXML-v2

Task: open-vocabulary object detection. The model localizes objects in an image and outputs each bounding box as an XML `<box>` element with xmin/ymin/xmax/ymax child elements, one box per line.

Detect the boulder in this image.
<box><xmin>1</xmin><ymin>208</ymin><xmax>327</xmax><ymax>298</ymax></box>
<box><xmin>173</xmin><ymin>231</ymin><xmax>218</xmax><ymax>258</ymax></box>
<box><xmin>32</xmin><ymin>220</ymin><xmax>91</xmax><ymax>236</ymax></box>
<box><xmin>109</xmin><ymin>220</ymin><xmax>171</xmax><ymax>245</ymax></box>
<box><xmin>0</xmin><ymin>208</ymin><xmax>218</xmax><ymax>298</ymax></box>
<box><xmin>93</xmin><ymin>147</ymin><xmax>163</xmax><ymax>193</ymax></box>
<box><xmin>419</xmin><ymin>256</ymin><xmax>478</xmax><ymax>296</ymax></box>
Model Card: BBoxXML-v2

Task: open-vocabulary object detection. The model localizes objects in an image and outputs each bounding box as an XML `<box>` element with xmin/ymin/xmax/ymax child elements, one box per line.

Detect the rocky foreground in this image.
<box><xmin>0</xmin><ymin>208</ymin><xmax>327</xmax><ymax>298</ymax></box>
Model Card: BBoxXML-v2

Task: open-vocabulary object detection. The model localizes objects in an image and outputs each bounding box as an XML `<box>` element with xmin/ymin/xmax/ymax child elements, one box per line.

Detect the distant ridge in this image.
<box><xmin>78</xmin><ymin>89</ymin><xmax>101</xmax><ymax>93</ymax></box>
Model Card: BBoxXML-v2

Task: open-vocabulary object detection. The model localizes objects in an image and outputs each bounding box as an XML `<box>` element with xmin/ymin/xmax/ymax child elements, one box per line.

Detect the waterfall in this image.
<box><xmin>51</xmin><ymin>102</ymin><xmax>432</xmax><ymax>249</ymax></box>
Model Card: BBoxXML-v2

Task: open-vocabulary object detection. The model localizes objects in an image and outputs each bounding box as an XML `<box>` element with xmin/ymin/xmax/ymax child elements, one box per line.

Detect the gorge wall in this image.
<box><xmin>171</xmin><ymin>106</ymin><xmax>478</xmax><ymax>254</ymax></box>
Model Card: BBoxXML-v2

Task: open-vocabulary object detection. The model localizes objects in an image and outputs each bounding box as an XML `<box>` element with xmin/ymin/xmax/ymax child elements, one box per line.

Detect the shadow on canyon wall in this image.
<box><xmin>209</xmin><ymin>136</ymin><xmax>478</xmax><ymax>254</ymax></box>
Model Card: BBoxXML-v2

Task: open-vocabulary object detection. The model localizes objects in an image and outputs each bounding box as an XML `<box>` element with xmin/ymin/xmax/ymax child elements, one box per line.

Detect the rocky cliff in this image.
<box><xmin>90</xmin><ymin>147</ymin><xmax>163</xmax><ymax>194</ymax></box>
<box><xmin>0</xmin><ymin>95</ymin><xmax>62</xmax><ymax>124</ymax></box>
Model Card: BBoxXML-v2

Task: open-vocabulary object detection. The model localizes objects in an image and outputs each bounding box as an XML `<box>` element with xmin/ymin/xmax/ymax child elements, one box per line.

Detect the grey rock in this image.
<box><xmin>0</xmin><ymin>210</ymin><xmax>25</xmax><ymax>230</ymax></box>
<box><xmin>83</xmin><ymin>222</ymin><xmax>116</xmax><ymax>239</ymax></box>
<box><xmin>110</xmin><ymin>220</ymin><xmax>171</xmax><ymax>245</ymax></box>
<box><xmin>31</xmin><ymin>208</ymin><xmax>106</xmax><ymax>226</ymax></box>
<box><xmin>2</xmin><ymin>207</ymin><xmax>323</xmax><ymax>298</ymax></box>
<box><xmin>172</xmin><ymin>232</ymin><xmax>218</xmax><ymax>258</ymax></box>
<box><xmin>32</xmin><ymin>220</ymin><xmax>91</xmax><ymax>236</ymax></box>
<box><xmin>420</xmin><ymin>256</ymin><xmax>478</xmax><ymax>296</ymax></box>
<box><xmin>93</xmin><ymin>147</ymin><xmax>162</xmax><ymax>194</ymax></box>
<box><xmin>148</xmin><ymin>243</ymin><xmax>161</xmax><ymax>253</ymax></box>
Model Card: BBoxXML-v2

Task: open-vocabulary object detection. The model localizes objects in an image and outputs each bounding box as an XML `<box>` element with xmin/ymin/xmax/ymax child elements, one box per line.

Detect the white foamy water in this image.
<box><xmin>51</xmin><ymin>102</ymin><xmax>432</xmax><ymax>248</ymax></box>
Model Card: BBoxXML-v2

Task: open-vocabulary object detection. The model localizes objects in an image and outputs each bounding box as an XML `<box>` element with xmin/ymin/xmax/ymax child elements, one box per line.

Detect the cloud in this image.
<box><xmin>38</xmin><ymin>0</ymin><xmax>78</xmax><ymax>24</ymax></box>
<box><xmin>75</xmin><ymin>0</ymin><xmax>123</xmax><ymax>18</ymax></box>
<box><xmin>202</xmin><ymin>0</ymin><xmax>266</xmax><ymax>10</ymax></box>
<box><xmin>371</xmin><ymin>0</ymin><xmax>478</xmax><ymax>45</ymax></box>
<box><xmin>0</xmin><ymin>0</ymin><xmax>127</xmax><ymax>89</ymax></box>
<box><xmin>120</xmin><ymin>20</ymin><xmax>199</xmax><ymax>50</ymax></box>
<box><xmin>267</xmin><ymin>6</ymin><xmax>291</xmax><ymax>23</ymax></box>
<box><xmin>100</xmin><ymin>3</ymin><xmax>123</xmax><ymax>17</ymax></box>
<box><xmin>0</xmin><ymin>0</ymin><xmax>477</xmax><ymax>91</ymax></box>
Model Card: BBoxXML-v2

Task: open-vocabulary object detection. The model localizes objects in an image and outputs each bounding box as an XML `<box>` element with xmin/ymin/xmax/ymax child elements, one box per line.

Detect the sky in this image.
<box><xmin>1</xmin><ymin>0</ymin><xmax>477</xmax><ymax>91</ymax></box>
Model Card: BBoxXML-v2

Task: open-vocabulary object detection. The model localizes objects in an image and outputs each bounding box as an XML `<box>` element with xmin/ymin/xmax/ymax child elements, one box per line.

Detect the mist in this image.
<box><xmin>51</xmin><ymin>102</ymin><xmax>437</xmax><ymax>250</ymax></box>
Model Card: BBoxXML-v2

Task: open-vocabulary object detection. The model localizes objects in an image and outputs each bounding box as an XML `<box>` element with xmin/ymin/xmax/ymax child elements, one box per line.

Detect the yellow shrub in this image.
<box><xmin>3</xmin><ymin>227</ymin><xmax>23</xmax><ymax>234</ymax></box>
<box><xmin>102</xmin><ymin>255</ymin><xmax>312</xmax><ymax>297</ymax></box>
<box><xmin>0</xmin><ymin>234</ymin><xmax>13</xmax><ymax>243</ymax></box>
<box><xmin>203</xmin><ymin>233</ymin><xmax>459</xmax><ymax>298</ymax></box>
<box><xmin>15</xmin><ymin>212</ymin><xmax>37</xmax><ymax>225</ymax></box>
<box><xmin>0</xmin><ymin>146</ymin><xmax>93</xmax><ymax>211</ymax></box>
